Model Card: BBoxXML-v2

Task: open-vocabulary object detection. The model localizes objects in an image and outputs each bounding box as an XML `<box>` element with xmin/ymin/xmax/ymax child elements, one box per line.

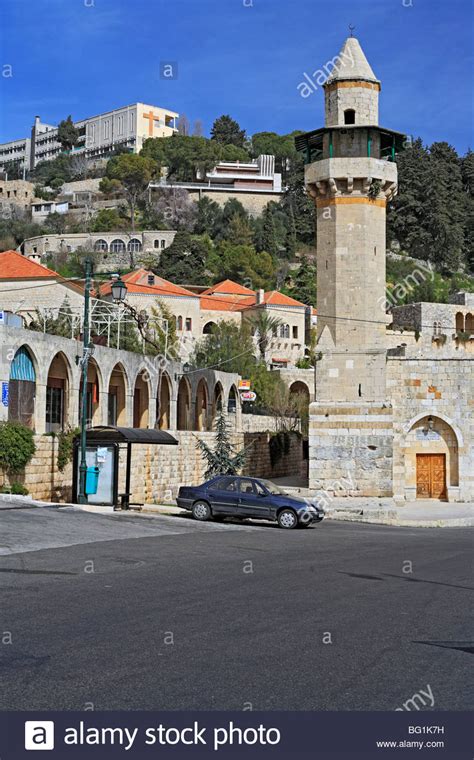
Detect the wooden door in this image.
<box><xmin>416</xmin><ymin>454</ymin><xmax>446</xmax><ymax>499</ymax></box>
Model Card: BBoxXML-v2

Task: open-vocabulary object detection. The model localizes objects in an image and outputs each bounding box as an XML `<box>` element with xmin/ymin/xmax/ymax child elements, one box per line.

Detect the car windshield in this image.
<box><xmin>259</xmin><ymin>479</ymin><xmax>284</xmax><ymax>495</ymax></box>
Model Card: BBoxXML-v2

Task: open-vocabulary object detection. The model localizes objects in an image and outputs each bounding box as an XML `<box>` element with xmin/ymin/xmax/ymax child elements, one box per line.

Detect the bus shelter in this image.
<box><xmin>73</xmin><ymin>426</ymin><xmax>178</xmax><ymax>509</ymax></box>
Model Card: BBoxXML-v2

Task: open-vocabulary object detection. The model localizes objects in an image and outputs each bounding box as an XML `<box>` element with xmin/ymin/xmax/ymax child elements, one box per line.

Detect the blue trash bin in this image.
<box><xmin>85</xmin><ymin>466</ymin><xmax>100</xmax><ymax>495</ymax></box>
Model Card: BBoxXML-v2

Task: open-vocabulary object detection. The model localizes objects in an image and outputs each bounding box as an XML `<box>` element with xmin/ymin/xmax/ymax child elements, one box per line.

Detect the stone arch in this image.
<box><xmin>157</xmin><ymin>372</ymin><xmax>171</xmax><ymax>430</ymax></box>
<box><xmin>79</xmin><ymin>357</ymin><xmax>102</xmax><ymax>427</ymax></box>
<box><xmin>403</xmin><ymin>414</ymin><xmax>461</xmax><ymax>501</ymax></box>
<box><xmin>194</xmin><ymin>378</ymin><xmax>209</xmax><ymax>431</ymax></box>
<box><xmin>110</xmin><ymin>238</ymin><xmax>126</xmax><ymax>253</ymax></box>
<box><xmin>108</xmin><ymin>362</ymin><xmax>129</xmax><ymax>426</ymax></box>
<box><xmin>177</xmin><ymin>376</ymin><xmax>191</xmax><ymax>430</ymax></box>
<box><xmin>455</xmin><ymin>312</ymin><xmax>464</xmax><ymax>332</ymax></box>
<box><xmin>127</xmin><ymin>238</ymin><xmax>142</xmax><ymax>253</ymax></box>
<box><xmin>227</xmin><ymin>385</ymin><xmax>238</xmax><ymax>415</ymax></box>
<box><xmin>203</xmin><ymin>321</ymin><xmax>217</xmax><ymax>335</ymax></box>
<box><xmin>8</xmin><ymin>344</ymin><xmax>38</xmax><ymax>429</ymax></box>
<box><xmin>133</xmin><ymin>368</ymin><xmax>150</xmax><ymax>428</ymax></box>
<box><xmin>289</xmin><ymin>380</ymin><xmax>310</xmax><ymax>403</ymax></box>
<box><xmin>46</xmin><ymin>351</ymin><xmax>72</xmax><ymax>432</ymax></box>
<box><xmin>94</xmin><ymin>239</ymin><xmax>108</xmax><ymax>252</ymax></box>
<box><xmin>213</xmin><ymin>381</ymin><xmax>224</xmax><ymax>423</ymax></box>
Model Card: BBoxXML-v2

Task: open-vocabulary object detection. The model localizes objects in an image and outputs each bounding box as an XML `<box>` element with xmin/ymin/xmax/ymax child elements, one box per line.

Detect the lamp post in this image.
<box><xmin>78</xmin><ymin>256</ymin><xmax>93</xmax><ymax>504</ymax></box>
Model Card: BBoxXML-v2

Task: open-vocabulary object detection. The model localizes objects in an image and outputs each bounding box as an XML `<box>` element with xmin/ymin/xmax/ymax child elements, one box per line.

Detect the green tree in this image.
<box><xmin>33</xmin><ymin>153</ymin><xmax>74</xmax><ymax>187</ymax></box>
<box><xmin>387</xmin><ymin>138</ymin><xmax>467</xmax><ymax>274</ymax></box>
<box><xmin>213</xmin><ymin>242</ymin><xmax>275</xmax><ymax>289</ymax></box>
<box><xmin>211</xmin><ymin>115</ymin><xmax>246</xmax><ymax>148</ymax></box>
<box><xmin>57</xmin><ymin>115</ymin><xmax>80</xmax><ymax>151</ymax></box>
<box><xmin>106</xmin><ymin>153</ymin><xmax>157</xmax><ymax>230</ymax></box>
<box><xmin>281</xmin><ymin>153</ymin><xmax>315</xmax><ymax>245</ymax></box>
<box><xmin>196</xmin><ymin>410</ymin><xmax>248</xmax><ymax>478</ymax></box>
<box><xmin>226</xmin><ymin>212</ymin><xmax>253</xmax><ymax>245</ymax></box>
<box><xmin>194</xmin><ymin>196</ymin><xmax>223</xmax><ymax>237</ymax></box>
<box><xmin>261</xmin><ymin>204</ymin><xmax>279</xmax><ymax>257</ymax></box>
<box><xmin>90</xmin><ymin>208</ymin><xmax>128</xmax><ymax>232</ymax></box>
<box><xmin>190</xmin><ymin>321</ymin><xmax>256</xmax><ymax>377</ymax></box>
<box><xmin>286</xmin><ymin>256</ymin><xmax>317</xmax><ymax>305</ymax></box>
<box><xmin>245</xmin><ymin>310</ymin><xmax>282</xmax><ymax>362</ymax></box>
<box><xmin>285</xmin><ymin>204</ymin><xmax>298</xmax><ymax>258</ymax></box>
<box><xmin>157</xmin><ymin>231</ymin><xmax>207</xmax><ymax>284</ymax></box>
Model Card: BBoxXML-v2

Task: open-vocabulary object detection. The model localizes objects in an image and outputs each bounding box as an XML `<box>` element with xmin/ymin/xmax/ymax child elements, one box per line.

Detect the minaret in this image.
<box><xmin>296</xmin><ymin>36</ymin><xmax>405</xmax><ymax>496</ymax></box>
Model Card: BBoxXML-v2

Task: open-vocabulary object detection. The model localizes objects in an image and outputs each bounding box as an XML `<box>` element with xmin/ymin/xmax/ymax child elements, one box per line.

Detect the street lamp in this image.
<box><xmin>78</xmin><ymin>256</ymin><xmax>93</xmax><ymax>504</ymax></box>
<box><xmin>111</xmin><ymin>274</ymin><xmax>127</xmax><ymax>303</ymax></box>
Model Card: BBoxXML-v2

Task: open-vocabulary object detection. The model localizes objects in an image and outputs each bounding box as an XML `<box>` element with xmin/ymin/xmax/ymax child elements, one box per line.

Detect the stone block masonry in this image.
<box><xmin>0</xmin><ymin>430</ymin><xmax>303</xmax><ymax>504</ymax></box>
<box><xmin>309</xmin><ymin>403</ymin><xmax>393</xmax><ymax>496</ymax></box>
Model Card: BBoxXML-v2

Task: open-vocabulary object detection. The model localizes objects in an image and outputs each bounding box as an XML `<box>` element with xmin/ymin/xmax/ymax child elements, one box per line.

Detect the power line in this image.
<box><xmin>0</xmin><ymin>279</ymin><xmax>467</xmax><ymax>332</ymax></box>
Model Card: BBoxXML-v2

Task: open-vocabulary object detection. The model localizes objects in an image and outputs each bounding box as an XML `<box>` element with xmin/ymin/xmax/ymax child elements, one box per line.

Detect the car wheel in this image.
<box><xmin>277</xmin><ymin>509</ymin><xmax>298</xmax><ymax>529</ymax></box>
<box><xmin>192</xmin><ymin>500</ymin><xmax>212</xmax><ymax>521</ymax></box>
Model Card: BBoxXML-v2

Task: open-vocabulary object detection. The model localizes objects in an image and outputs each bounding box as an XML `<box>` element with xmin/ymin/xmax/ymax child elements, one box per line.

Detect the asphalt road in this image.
<box><xmin>0</xmin><ymin>505</ymin><xmax>472</xmax><ymax>711</ymax></box>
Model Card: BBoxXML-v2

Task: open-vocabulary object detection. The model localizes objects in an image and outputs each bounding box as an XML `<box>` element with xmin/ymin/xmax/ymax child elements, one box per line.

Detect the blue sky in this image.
<box><xmin>1</xmin><ymin>0</ymin><xmax>472</xmax><ymax>153</ymax></box>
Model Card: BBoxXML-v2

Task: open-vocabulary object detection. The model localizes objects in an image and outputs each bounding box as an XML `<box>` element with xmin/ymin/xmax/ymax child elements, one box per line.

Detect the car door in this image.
<box><xmin>207</xmin><ymin>476</ymin><xmax>239</xmax><ymax>515</ymax></box>
<box><xmin>238</xmin><ymin>478</ymin><xmax>272</xmax><ymax>519</ymax></box>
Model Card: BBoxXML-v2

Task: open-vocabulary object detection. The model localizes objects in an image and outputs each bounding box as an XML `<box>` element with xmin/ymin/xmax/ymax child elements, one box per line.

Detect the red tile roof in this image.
<box><xmin>237</xmin><ymin>291</ymin><xmax>306</xmax><ymax>309</ymax></box>
<box><xmin>200</xmin><ymin>295</ymin><xmax>244</xmax><ymax>312</ymax></box>
<box><xmin>201</xmin><ymin>279</ymin><xmax>256</xmax><ymax>297</ymax></box>
<box><xmin>100</xmin><ymin>269</ymin><xmax>196</xmax><ymax>298</ymax></box>
<box><xmin>0</xmin><ymin>250</ymin><xmax>59</xmax><ymax>279</ymax></box>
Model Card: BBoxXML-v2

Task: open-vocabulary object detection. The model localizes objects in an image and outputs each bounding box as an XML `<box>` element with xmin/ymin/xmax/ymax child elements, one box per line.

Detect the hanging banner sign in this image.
<box><xmin>238</xmin><ymin>379</ymin><xmax>251</xmax><ymax>390</ymax></box>
<box><xmin>240</xmin><ymin>391</ymin><xmax>257</xmax><ymax>402</ymax></box>
<box><xmin>1</xmin><ymin>382</ymin><xmax>8</xmax><ymax>407</ymax></box>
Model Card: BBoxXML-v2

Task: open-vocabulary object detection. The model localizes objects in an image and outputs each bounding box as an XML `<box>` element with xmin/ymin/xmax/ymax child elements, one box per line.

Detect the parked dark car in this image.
<box><xmin>177</xmin><ymin>475</ymin><xmax>325</xmax><ymax>529</ymax></box>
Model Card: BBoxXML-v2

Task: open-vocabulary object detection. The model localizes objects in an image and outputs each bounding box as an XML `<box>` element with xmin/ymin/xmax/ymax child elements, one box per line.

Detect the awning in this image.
<box><xmin>79</xmin><ymin>426</ymin><xmax>178</xmax><ymax>445</ymax></box>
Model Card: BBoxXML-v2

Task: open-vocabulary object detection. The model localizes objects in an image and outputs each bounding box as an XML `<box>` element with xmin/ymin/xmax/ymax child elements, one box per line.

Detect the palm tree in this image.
<box><xmin>245</xmin><ymin>311</ymin><xmax>282</xmax><ymax>362</ymax></box>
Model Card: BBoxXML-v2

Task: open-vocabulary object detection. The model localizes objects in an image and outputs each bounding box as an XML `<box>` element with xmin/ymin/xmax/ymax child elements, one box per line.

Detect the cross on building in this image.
<box><xmin>142</xmin><ymin>110</ymin><xmax>162</xmax><ymax>136</ymax></box>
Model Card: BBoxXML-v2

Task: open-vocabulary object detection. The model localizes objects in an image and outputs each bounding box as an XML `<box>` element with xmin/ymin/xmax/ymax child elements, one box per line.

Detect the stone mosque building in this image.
<box><xmin>297</xmin><ymin>36</ymin><xmax>473</xmax><ymax>503</ymax></box>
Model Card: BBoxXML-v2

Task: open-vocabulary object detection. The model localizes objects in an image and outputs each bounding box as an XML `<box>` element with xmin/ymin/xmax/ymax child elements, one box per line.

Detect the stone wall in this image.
<box><xmin>0</xmin><ymin>428</ymin><xmax>303</xmax><ymax>504</ymax></box>
<box><xmin>388</xmin><ymin>354</ymin><xmax>474</xmax><ymax>502</ymax></box>
<box><xmin>0</xmin><ymin>434</ymin><xmax>73</xmax><ymax>502</ymax></box>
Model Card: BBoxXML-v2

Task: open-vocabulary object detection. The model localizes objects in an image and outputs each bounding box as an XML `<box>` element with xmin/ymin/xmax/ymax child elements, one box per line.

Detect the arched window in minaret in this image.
<box><xmin>344</xmin><ymin>109</ymin><xmax>356</xmax><ymax>125</ymax></box>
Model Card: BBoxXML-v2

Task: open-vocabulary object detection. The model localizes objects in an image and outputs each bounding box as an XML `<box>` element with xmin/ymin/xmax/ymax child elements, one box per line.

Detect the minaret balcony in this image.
<box><xmin>305</xmin><ymin>156</ymin><xmax>398</xmax><ymax>201</ymax></box>
<box><xmin>295</xmin><ymin>125</ymin><xmax>406</xmax><ymax>164</ymax></box>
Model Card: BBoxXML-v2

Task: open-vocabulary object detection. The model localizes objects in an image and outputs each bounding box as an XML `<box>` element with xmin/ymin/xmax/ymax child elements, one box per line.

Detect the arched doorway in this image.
<box><xmin>203</xmin><ymin>321</ymin><xmax>217</xmax><ymax>335</ymax></box>
<box><xmin>289</xmin><ymin>380</ymin><xmax>311</xmax><ymax>440</ymax></box>
<box><xmin>227</xmin><ymin>386</ymin><xmax>238</xmax><ymax>415</ymax></box>
<box><xmin>404</xmin><ymin>415</ymin><xmax>460</xmax><ymax>501</ymax></box>
<box><xmin>79</xmin><ymin>358</ymin><xmax>101</xmax><ymax>427</ymax></box>
<box><xmin>108</xmin><ymin>363</ymin><xmax>128</xmax><ymax>426</ymax></box>
<box><xmin>133</xmin><ymin>370</ymin><xmax>150</xmax><ymax>428</ymax></box>
<box><xmin>8</xmin><ymin>345</ymin><xmax>37</xmax><ymax>429</ymax></box>
<box><xmin>157</xmin><ymin>372</ymin><xmax>171</xmax><ymax>430</ymax></box>
<box><xmin>46</xmin><ymin>352</ymin><xmax>71</xmax><ymax>432</ymax></box>
<box><xmin>194</xmin><ymin>378</ymin><xmax>209</xmax><ymax>431</ymax></box>
<box><xmin>177</xmin><ymin>377</ymin><xmax>190</xmax><ymax>430</ymax></box>
<box><xmin>212</xmin><ymin>382</ymin><xmax>224</xmax><ymax>425</ymax></box>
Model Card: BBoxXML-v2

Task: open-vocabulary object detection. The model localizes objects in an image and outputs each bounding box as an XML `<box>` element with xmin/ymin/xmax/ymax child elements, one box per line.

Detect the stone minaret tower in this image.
<box><xmin>297</xmin><ymin>36</ymin><xmax>404</xmax><ymax>496</ymax></box>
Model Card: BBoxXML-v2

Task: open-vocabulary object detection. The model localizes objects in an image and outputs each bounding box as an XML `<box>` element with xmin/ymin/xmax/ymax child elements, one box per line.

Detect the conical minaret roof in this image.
<box><xmin>325</xmin><ymin>36</ymin><xmax>380</xmax><ymax>84</ymax></box>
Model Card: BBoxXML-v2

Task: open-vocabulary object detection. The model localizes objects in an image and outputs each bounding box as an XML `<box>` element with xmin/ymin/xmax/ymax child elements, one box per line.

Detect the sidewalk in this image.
<box><xmin>1</xmin><ymin>492</ymin><xmax>473</xmax><ymax>528</ymax></box>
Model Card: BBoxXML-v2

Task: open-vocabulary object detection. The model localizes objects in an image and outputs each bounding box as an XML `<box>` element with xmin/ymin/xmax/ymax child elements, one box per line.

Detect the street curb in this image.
<box><xmin>326</xmin><ymin>512</ymin><xmax>474</xmax><ymax>528</ymax></box>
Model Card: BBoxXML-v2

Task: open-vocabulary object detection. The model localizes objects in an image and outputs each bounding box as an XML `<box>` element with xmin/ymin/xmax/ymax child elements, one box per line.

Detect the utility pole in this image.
<box><xmin>78</xmin><ymin>257</ymin><xmax>93</xmax><ymax>504</ymax></box>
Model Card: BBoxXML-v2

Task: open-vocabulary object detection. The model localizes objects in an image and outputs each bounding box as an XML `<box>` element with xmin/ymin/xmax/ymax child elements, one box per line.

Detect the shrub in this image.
<box><xmin>1</xmin><ymin>482</ymin><xmax>29</xmax><ymax>495</ymax></box>
<box><xmin>0</xmin><ymin>422</ymin><xmax>36</xmax><ymax>474</ymax></box>
<box><xmin>57</xmin><ymin>427</ymin><xmax>80</xmax><ymax>472</ymax></box>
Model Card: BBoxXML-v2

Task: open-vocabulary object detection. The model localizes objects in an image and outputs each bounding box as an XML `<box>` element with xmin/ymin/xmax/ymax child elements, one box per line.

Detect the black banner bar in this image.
<box><xmin>1</xmin><ymin>711</ymin><xmax>472</xmax><ymax>759</ymax></box>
